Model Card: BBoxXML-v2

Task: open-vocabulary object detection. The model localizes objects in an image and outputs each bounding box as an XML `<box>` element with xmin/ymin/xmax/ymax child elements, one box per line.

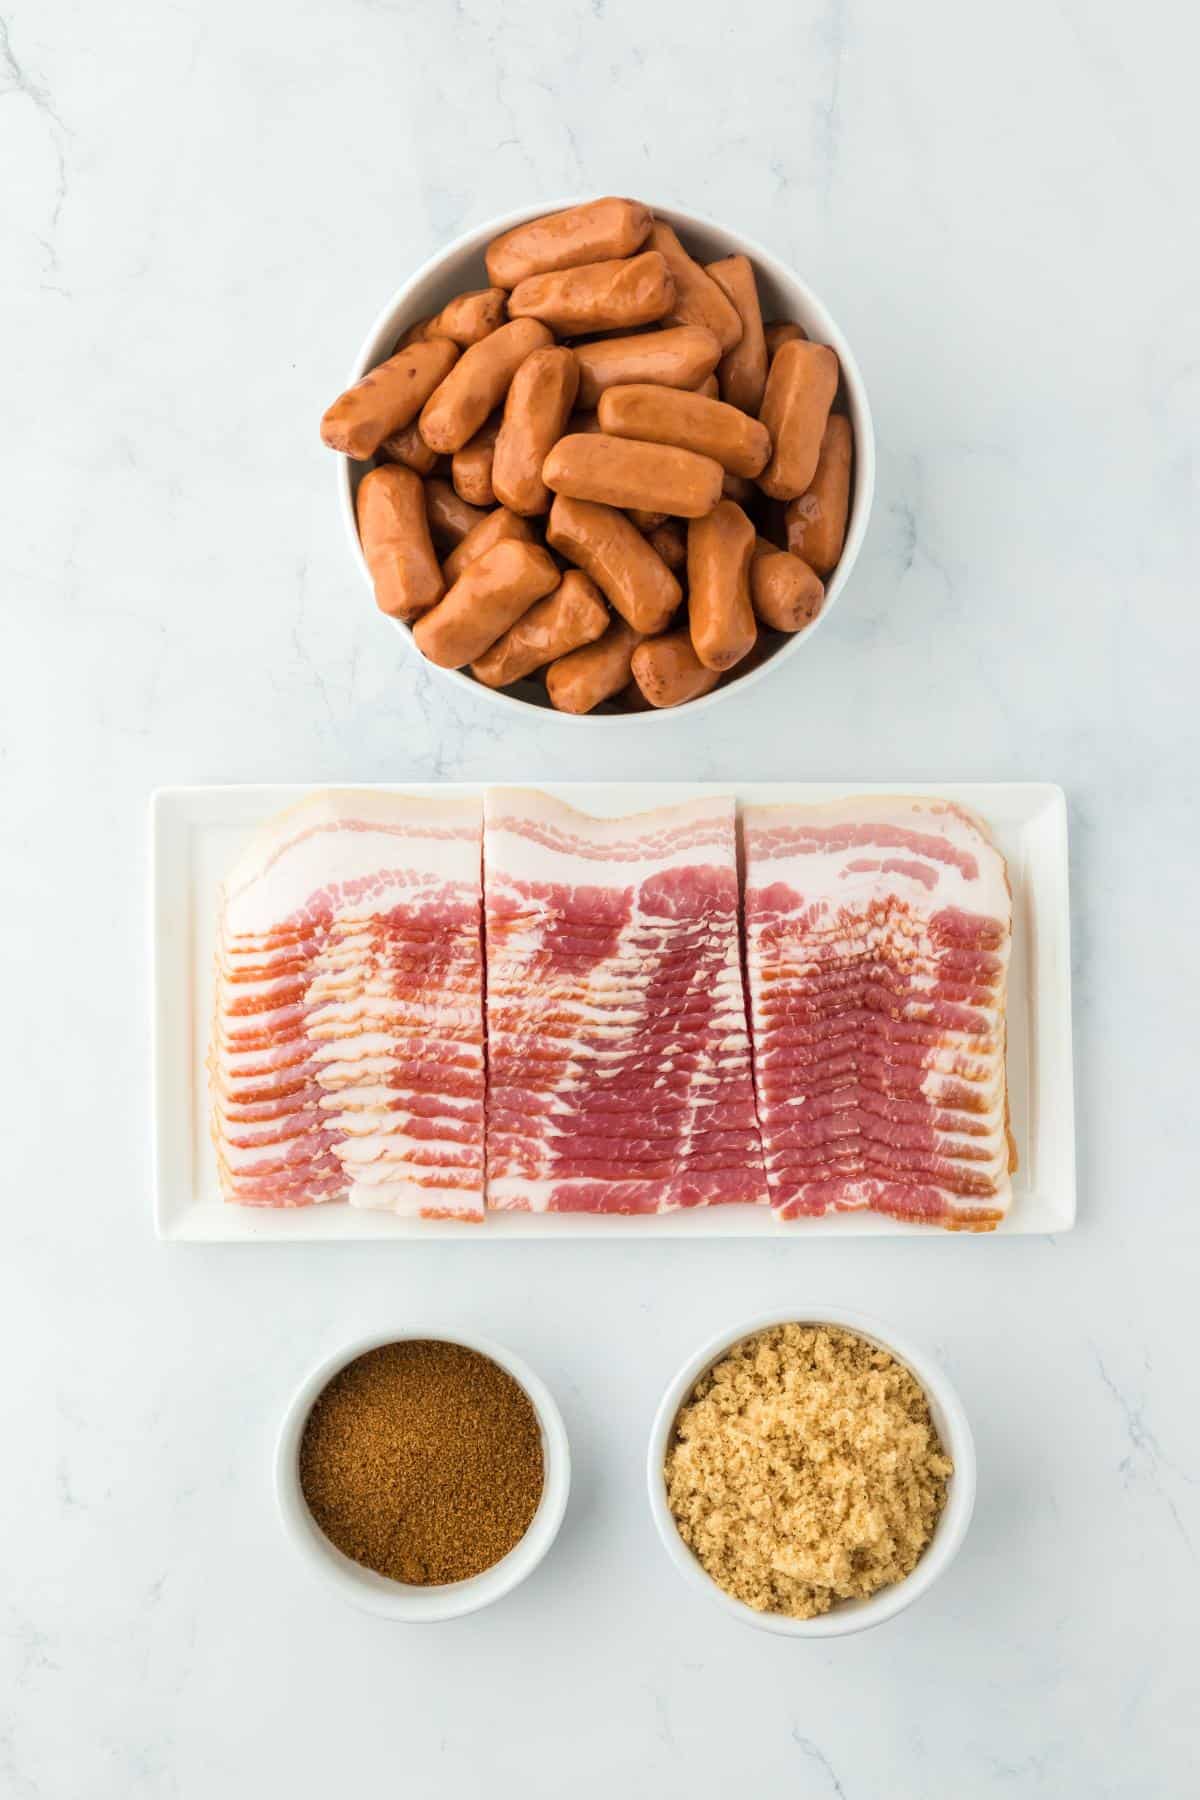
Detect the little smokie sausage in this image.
<box><xmin>451</xmin><ymin>417</ymin><xmax>501</xmax><ymax>507</ymax></box>
<box><xmin>630</xmin><ymin>629</ymin><xmax>720</xmax><ymax>708</ymax></box>
<box><xmin>706</xmin><ymin>254</ymin><xmax>768</xmax><ymax>415</ymax></box>
<box><xmin>783</xmin><ymin>414</ymin><xmax>852</xmax><ymax>575</ymax></box>
<box><xmin>546</xmin><ymin>617</ymin><xmax>644</xmax><ymax>713</ymax></box>
<box><xmin>507</xmin><ymin>251</ymin><xmax>674</xmax><ymax>336</ymax></box>
<box><xmin>393</xmin><ymin>316</ymin><xmax>435</xmax><ymax>351</ymax></box>
<box><xmin>423</xmin><ymin>478</ymin><xmax>490</xmax><ymax>548</ymax></box>
<box><xmin>412</xmin><ymin>539</ymin><xmax>560</xmax><ymax>669</ymax></box>
<box><xmin>442</xmin><ymin>507</ymin><xmax>538</xmax><ymax>584</ymax></box>
<box><xmin>757</xmin><ymin>339</ymin><xmax>839</xmax><ymax>500</ymax></box>
<box><xmin>543</xmin><ymin>432</ymin><xmax>723</xmax><ymax>519</ymax></box>
<box><xmin>471</xmin><ymin>569</ymin><xmax>609</xmax><ymax>688</ymax></box>
<box><xmin>321</xmin><ymin>338</ymin><xmax>459</xmax><ymax>460</ymax></box>
<box><xmin>418</xmin><ymin>318</ymin><xmax>553</xmax><ymax>454</ymax></box>
<box><xmin>694</xmin><ymin>372</ymin><xmax>720</xmax><ymax>399</ymax></box>
<box><xmin>356</xmin><ymin>465</ymin><xmax>445</xmax><ymax>623</ymax></box>
<box><xmin>491</xmin><ymin>345</ymin><xmax>580</xmax><ymax>516</ymax></box>
<box><xmin>750</xmin><ymin>536</ymin><xmax>824</xmax><ymax>632</ymax></box>
<box><xmin>486</xmin><ymin>197</ymin><xmax>652</xmax><ymax>288</ymax></box>
<box><xmin>645</xmin><ymin>221</ymin><xmax>742</xmax><ymax>353</ymax></box>
<box><xmin>646</xmin><ymin>519</ymin><xmax>686</xmax><ymax>570</ymax></box>
<box><xmin>547</xmin><ymin>494</ymin><xmax>679</xmax><ymax>634</ymax></box>
<box><xmin>573</xmin><ymin>324</ymin><xmax>721</xmax><ymax>409</ymax></box>
<box><xmin>764</xmin><ymin>320</ymin><xmax>807</xmax><ymax>358</ymax></box>
<box><xmin>427</xmin><ymin>288</ymin><xmax>508</xmax><ymax>347</ymax></box>
<box><xmin>378</xmin><ymin>418</ymin><xmax>441</xmax><ymax>476</ymax></box>
<box><xmin>722</xmin><ymin>471</ymin><xmax>756</xmax><ymax>504</ymax></box>
<box><xmin>687</xmin><ymin>499</ymin><xmax>757</xmax><ymax>670</ymax></box>
<box><xmin>596</xmin><ymin>383</ymin><xmax>771</xmax><ymax>478</ymax></box>
<box><xmin>628</xmin><ymin>509</ymin><xmax>668</xmax><ymax>532</ymax></box>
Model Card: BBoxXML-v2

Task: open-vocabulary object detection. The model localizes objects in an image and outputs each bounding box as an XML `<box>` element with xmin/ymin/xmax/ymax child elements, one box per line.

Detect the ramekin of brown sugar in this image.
<box><xmin>647</xmin><ymin>1309</ymin><xmax>976</xmax><ymax>1637</ymax></box>
<box><xmin>276</xmin><ymin>1329</ymin><xmax>570</xmax><ymax>1620</ymax></box>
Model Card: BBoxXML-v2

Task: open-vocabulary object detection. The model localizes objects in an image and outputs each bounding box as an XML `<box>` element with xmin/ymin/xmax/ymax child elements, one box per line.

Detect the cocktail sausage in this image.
<box><xmin>412</xmin><ymin>539</ymin><xmax>561</xmax><ymax>668</ymax></box>
<box><xmin>356</xmin><ymin>465</ymin><xmax>445</xmax><ymax>623</ymax></box>
<box><xmin>321</xmin><ymin>338</ymin><xmax>459</xmax><ymax>460</ymax></box>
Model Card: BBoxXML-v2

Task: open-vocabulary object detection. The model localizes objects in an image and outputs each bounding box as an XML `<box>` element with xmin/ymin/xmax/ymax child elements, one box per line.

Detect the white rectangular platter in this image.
<box><xmin>152</xmin><ymin>781</ymin><xmax>1075</xmax><ymax>1241</ymax></box>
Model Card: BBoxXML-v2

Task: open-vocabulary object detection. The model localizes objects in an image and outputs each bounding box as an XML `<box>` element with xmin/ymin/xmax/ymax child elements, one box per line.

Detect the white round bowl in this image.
<box><xmin>647</xmin><ymin>1307</ymin><xmax>976</xmax><ymax>1637</ymax></box>
<box><xmin>276</xmin><ymin>1328</ymin><xmax>570</xmax><ymax>1620</ymax></box>
<box><xmin>336</xmin><ymin>197</ymin><xmax>876</xmax><ymax>723</ymax></box>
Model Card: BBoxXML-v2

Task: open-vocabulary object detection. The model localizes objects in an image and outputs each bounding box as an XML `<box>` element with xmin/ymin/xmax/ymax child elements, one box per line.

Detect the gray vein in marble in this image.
<box><xmin>812</xmin><ymin>0</ymin><xmax>847</xmax><ymax>210</ymax></box>
<box><xmin>792</xmin><ymin>1731</ymin><xmax>848</xmax><ymax>1798</ymax></box>
<box><xmin>1095</xmin><ymin>1349</ymin><xmax>1196</xmax><ymax>1555</ymax></box>
<box><xmin>0</xmin><ymin>15</ymin><xmax>69</xmax><ymax>289</ymax></box>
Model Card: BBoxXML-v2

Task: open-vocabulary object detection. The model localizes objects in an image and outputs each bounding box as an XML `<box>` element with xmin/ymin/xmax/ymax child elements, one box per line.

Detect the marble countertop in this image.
<box><xmin>5</xmin><ymin>0</ymin><xmax>1198</xmax><ymax>1793</ymax></box>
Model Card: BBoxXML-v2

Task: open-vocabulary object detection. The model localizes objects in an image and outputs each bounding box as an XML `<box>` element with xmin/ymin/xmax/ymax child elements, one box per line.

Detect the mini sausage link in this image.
<box><xmin>596</xmin><ymin>383</ymin><xmax>771</xmax><ymax>478</ymax></box>
<box><xmin>706</xmin><ymin>254</ymin><xmax>769</xmax><ymax>415</ymax></box>
<box><xmin>693</xmin><ymin>372</ymin><xmax>720</xmax><ymax>399</ymax></box>
<box><xmin>751</xmin><ymin>535</ymin><xmax>825</xmax><ymax>633</ymax></box>
<box><xmin>547</xmin><ymin>494</ymin><xmax>680</xmax><ymax>634</ymax></box>
<box><xmin>543</xmin><ymin>432</ymin><xmax>724</xmax><ymax>519</ymax></box>
<box><xmin>646</xmin><ymin>221</ymin><xmax>743</xmax><ymax>353</ymax></box>
<box><xmin>355</xmin><ymin>465</ymin><xmax>445</xmax><ymax>623</ymax></box>
<box><xmin>427</xmin><ymin>288</ymin><xmax>508</xmax><ymax>347</ymax></box>
<box><xmin>630</xmin><ymin>629</ymin><xmax>721</xmax><ymax>708</ymax></box>
<box><xmin>783</xmin><ymin>414</ymin><xmax>852</xmax><ymax>575</ymax></box>
<box><xmin>321</xmin><ymin>337</ymin><xmax>459</xmax><ymax>460</ymax></box>
<box><xmin>441</xmin><ymin>507</ymin><xmax>539</xmax><ymax>584</ymax></box>
<box><xmin>628</xmin><ymin>509</ymin><xmax>668</xmax><ymax>533</ymax></box>
<box><xmin>471</xmin><ymin>569</ymin><xmax>609</xmax><ymax>688</ymax></box>
<box><xmin>646</xmin><ymin>519</ymin><xmax>686</xmax><ymax>570</ymax></box>
<box><xmin>687</xmin><ymin>499</ymin><xmax>758</xmax><ymax>671</ymax></box>
<box><xmin>486</xmin><ymin>197</ymin><xmax>653</xmax><ymax>289</ymax></box>
<box><xmin>378</xmin><ymin>417</ymin><xmax>441</xmax><ymax>476</ymax></box>
<box><xmin>418</xmin><ymin>318</ymin><xmax>554</xmax><ymax>454</ymax></box>
<box><xmin>508</xmin><ymin>251</ymin><xmax>674</xmax><ymax>336</ymax></box>
<box><xmin>619</xmin><ymin>677</ymin><xmax>655</xmax><ymax>712</ymax></box>
<box><xmin>764</xmin><ymin>320</ymin><xmax>808</xmax><ymax>358</ymax></box>
<box><xmin>491</xmin><ymin>345</ymin><xmax>580</xmax><ymax>517</ymax></box>
<box><xmin>757</xmin><ymin>339</ymin><xmax>839</xmax><ymax>500</ymax></box>
<box><xmin>412</xmin><ymin>539</ymin><xmax>561</xmax><ymax>669</ymax></box>
<box><xmin>573</xmin><ymin>324</ymin><xmax>721</xmax><ymax>409</ymax></box>
<box><xmin>567</xmin><ymin>408</ymin><xmax>602</xmax><ymax>434</ymax></box>
<box><xmin>423</xmin><ymin>477</ymin><xmax>490</xmax><ymax>549</ymax></box>
<box><xmin>392</xmin><ymin>316</ymin><xmax>435</xmax><ymax>351</ymax></box>
<box><xmin>546</xmin><ymin>617</ymin><xmax>644</xmax><ymax>714</ymax></box>
<box><xmin>451</xmin><ymin>417</ymin><xmax>501</xmax><ymax>508</ymax></box>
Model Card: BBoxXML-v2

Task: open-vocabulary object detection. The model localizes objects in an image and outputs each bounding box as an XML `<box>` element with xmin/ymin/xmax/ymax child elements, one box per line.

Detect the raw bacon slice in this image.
<box><xmin>743</xmin><ymin>795</ymin><xmax>1014</xmax><ymax>1229</ymax></box>
<box><xmin>209</xmin><ymin>790</ymin><xmax>485</xmax><ymax>1219</ymax></box>
<box><xmin>483</xmin><ymin>789</ymin><xmax>766</xmax><ymax>1213</ymax></box>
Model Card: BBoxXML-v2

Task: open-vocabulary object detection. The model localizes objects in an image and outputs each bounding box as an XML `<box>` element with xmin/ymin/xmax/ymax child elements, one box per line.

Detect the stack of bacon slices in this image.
<box><xmin>483</xmin><ymin>790</ymin><xmax>764</xmax><ymax>1213</ymax></box>
<box><xmin>209</xmin><ymin>789</ymin><xmax>1014</xmax><ymax>1229</ymax></box>
<box><xmin>208</xmin><ymin>790</ymin><xmax>486</xmax><ymax>1219</ymax></box>
<box><xmin>743</xmin><ymin>796</ymin><xmax>1015</xmax><ymax>1227</ymax></box>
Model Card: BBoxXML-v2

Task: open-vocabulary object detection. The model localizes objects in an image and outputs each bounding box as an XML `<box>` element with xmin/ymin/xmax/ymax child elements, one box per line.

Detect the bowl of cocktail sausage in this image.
<box><xmin>321</xmin><ymin>197</ymin><xmax>875</xmax><ymax>718</ymax></box>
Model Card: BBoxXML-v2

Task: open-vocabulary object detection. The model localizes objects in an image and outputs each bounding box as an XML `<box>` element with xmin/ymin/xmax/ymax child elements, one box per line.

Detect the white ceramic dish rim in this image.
<box><xmin>646</xmin><ymin>1306</ymin><xmax>977</xmax><ymax>1638</ymax></box>
<box><xmin>334</xmin><ymin>195</ymin><xmax>877</xmax><ymax>724</ymax></box>
<box><xmin>275</xmin><ymin>1327</ymin><xmax>571</xmax><ymax>1620</ymax></box>
<box><xmin>152</xmin><ymin>778</ymin><xmax>1075</xmax><ymax>1241</ymax></box>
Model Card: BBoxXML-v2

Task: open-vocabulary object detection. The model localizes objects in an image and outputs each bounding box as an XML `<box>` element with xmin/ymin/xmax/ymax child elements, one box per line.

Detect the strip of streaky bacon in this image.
<box><xmin>208</xmin><ymin>789</ymin><xmax>486</xmax><ymax>1219</ymax></box>
<box><xmin>742</xmin><ymin>794</ymin><xmax>1015</xmax><ymax>1230</ymax></box>
<box><xmin>484</xmin><ymin>788</ymin><xmax>766</xmax><ymax>1214</ymax></box>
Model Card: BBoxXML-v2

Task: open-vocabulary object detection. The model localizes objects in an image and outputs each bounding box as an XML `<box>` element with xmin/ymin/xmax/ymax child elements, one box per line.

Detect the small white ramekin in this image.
<box><xmin>647</xmin><ymin>1307</ymin><xmax>976</xmax><ymax>1637</ymax></box>
<box><xmin>275</xmin><ymin>1328</ymin><xmax>570</xmax><ymax>1620</ymax></box>
<box><xmin>335</xmin><ymin>196</ymin><xmax>876</xmax><ymax>723</ymax></box>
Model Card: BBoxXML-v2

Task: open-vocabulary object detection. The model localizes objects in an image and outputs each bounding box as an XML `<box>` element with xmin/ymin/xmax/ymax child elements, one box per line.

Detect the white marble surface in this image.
<box><xmin>4</xmin><ymin>0</ymin><xmax>1199</xmax><ymax>1793</ymax></box>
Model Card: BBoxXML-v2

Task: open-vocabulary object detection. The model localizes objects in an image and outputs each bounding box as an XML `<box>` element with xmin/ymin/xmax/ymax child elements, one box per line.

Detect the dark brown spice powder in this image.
<box><xmin>298</xmin><ymin>1340</ymin><xmax>544</xmax><ymax>1585</ymax></box>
